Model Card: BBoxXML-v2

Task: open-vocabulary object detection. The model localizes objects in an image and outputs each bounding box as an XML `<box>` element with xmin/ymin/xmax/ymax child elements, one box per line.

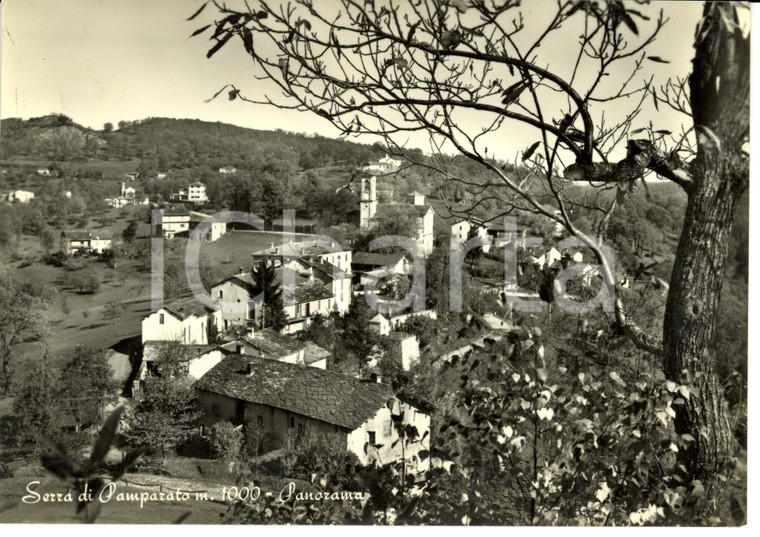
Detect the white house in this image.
<box><xmin>196</xmin><ymin>355</ymin><xmax>432</xmax><ymax>476</ymax></box>
<box><xmin>61</xmin><ymin>229</ymin><xmax>113</xmax><ymax>255</ymax></box>
<box><xmin>219</xmin><ymin>165</ymin><xmax>237</xmax><ymax>174</ymax></box>
<box><xmin>171</xmin><ymin>182</ymin><xmax>209</xmax><ymax>204</ymax></box>
<box><xmin>37</xmin><ymin>168</ymin><xmax>51</xmax><ymax>176</ymax></box>
<box><xmin>9</xmin><ymin>190</ymin><xmax>35</xmax><ymax>203</ymax></box>
<box><xmin>142</xmin><ymin>342</ymin><xmax>227</xmax><ymax>380</ymax></box>
<box><xmin>252</xmin><ymin>240</ymin><xmax>353</xmax><ymax>274</ymax></box>
<box><xmin>212</xmin><ymin>260</ymin><xmax>346</xmax><ymax>334</ymax></box>
<box><xmin>361</xmin><ymin>154</ymin><xmax>405</xmax><ymax>174</ymax></box>
<box><xmin>154</xmin><ymin>207</ymin><xmax>226</xmax><ymax>241</ymax></box>
<box><xmin>141</xmin><ymin>298</ymin><xmax>222</xmax><ymax>345</ymax></box>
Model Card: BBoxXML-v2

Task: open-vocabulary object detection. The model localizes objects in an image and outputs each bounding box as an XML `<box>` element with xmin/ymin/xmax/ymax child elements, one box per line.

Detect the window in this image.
<box><xmin>289</xmin><ymin>416</ymin><xmax>295</xmax><ymax>428</ymax></box>
<box><xmin>383</xmin><ymin>420</ymin><xmax>392</xmax><ymax>437</ymax></box>
<box><xmin>159</xmin><ymin>314</ymin><xmax>164</xmax><ymax>325</ymax></box>
<box><xmin>257</xmin><ymin>415</ymin><xmax>264</xmax><ymax>427</ymax></box>
<box><xmin>368</xmin><ymin>431</ymin><xmax>376</xmax><ymax>445</ymax></box>
<box><xmin>218</xmin><ymin>289</ymin><xmax>224</xmax><ymax>299</ymax></box>
<box><xmin>211</xmin><ymin>403</ymin><xmax>220</xmax><ymax>417</ymax></box>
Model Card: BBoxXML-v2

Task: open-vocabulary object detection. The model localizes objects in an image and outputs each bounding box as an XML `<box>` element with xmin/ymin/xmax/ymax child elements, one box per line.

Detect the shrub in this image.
<box><xmin>281</xmin><ymin>429</ymin><xmax>361</xmax><ymax>488</ymax></box>
<box><xmin>209</xmin><ymin>421</ymin><xmax>243</xmax><ymax>462</ymax></box>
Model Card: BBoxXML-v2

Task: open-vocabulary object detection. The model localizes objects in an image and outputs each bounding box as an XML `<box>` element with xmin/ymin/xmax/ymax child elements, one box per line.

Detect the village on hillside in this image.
<box><xmin>0</xmin><ymin>0</ymin><xmax>749</xmax><ymax>527</ymax></box>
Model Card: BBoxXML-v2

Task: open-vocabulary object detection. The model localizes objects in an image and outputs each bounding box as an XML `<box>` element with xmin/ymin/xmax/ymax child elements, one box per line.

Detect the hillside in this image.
<box><xmin>0</xmin><ymin>115</ymin><xmax>105</xmax><ymax>161</ymax></box>
<box><xmin>0</xmin><ymin>115</ymin><xmax>386</xmax><ymax>172</ymax></box>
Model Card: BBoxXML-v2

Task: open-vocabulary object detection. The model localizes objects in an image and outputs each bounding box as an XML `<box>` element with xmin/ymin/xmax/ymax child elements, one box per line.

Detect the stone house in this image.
<box><xmin>195</xmin><ymin>355</ymin><xmax>432</xmax><ymax>474</ymax></box>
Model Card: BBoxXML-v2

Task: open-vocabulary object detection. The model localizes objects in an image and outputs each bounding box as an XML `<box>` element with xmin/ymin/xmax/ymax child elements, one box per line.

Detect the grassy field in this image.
<box><xmin>0</xmin><ymin>158</ymin><xmax>142</xmax><ymax>177</ymax></box>
<box><xmin>198</xmin><ymin>230</ymin><xmax>315</xmax><ymax>280</ymax></box>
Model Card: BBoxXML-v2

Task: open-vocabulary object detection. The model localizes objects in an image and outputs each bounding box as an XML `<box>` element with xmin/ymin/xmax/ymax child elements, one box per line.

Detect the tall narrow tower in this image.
<box><xmin>359</xmin><ymin>176</ymin><xmax>377</xmax><ymax>229</ymax></box>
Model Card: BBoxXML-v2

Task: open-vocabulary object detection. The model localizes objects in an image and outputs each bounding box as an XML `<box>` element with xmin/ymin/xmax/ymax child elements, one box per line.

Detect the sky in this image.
<box><xmin>1</xmin><ymin>0</ymin><xmax>705</xmax><ymax>159</ymax></box>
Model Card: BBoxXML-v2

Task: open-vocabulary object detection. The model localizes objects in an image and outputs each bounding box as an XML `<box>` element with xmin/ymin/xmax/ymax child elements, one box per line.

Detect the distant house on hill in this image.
<box><xmin>170</xmin><ymin>182</ymin><xmax>209</xmax><ymax>204</ymax></box>
<box><xmin>8</xmin><ymin>190</ymin><xmax>35</xmax><ymax>204</ymax></box>
<box><xmin>37</xmin><ymin>168</ymin><xmax>51</xmax><ymax>176</ymax></box>
<box><xmin>361</xmin><ymin>154</ymin><xmax>405</xmax><ymax>174</ymax></box>
<box><xmin>218</xmin><ymin>165</ymin><xmax>237</xmax><ymax>174</ymax></box>
<box><xmin>61</xmin><ymin>229</ymin><xmax>112</xmax><ymax>255</ymax></box>
<box><xmin>153</xmin><ymin>207</ymin><xmax>226</xmax><ymax>241</ymax></box>
<box><xmin>195</xmin><ymin>355</ymin><xmax>433</xmax><ymax>474</ymax></box>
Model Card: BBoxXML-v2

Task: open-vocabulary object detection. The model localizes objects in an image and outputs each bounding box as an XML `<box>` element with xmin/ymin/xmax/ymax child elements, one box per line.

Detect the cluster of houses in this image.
<box><xmin>0</xmin><ymin>189</ymin><xmax>36</xmax><ymax>204</ymax></box>
<box><xmin>131</xmin><ymin>231</ymin><xmax>436</xmax><ymax>477</ymax></box>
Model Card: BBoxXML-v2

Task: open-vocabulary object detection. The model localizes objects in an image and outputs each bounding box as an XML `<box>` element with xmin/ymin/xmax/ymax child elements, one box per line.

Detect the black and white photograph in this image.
<box><xmin>0</xmin><ymin>0</ymin><xmax>752</xmax><ymax>527</ymax></box>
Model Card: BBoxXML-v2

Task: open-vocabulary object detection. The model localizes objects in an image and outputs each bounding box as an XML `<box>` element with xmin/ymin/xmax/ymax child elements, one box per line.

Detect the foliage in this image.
<box><xmin>59</xmin><ymin>345</ymin><xmax>117</xmax><ymax>433</ymax></box>
<box><xmin>281</xmin><ymin>428</ymin><xmax>362</xmax><ymax>489</ymax></box>
<box><xmin>0</xmin><ymin>267</ymin><xmax>50</xmax><ymax>393</ymax></box>
<box><xmin>122</xmin><ymin>220</ymin><xmax>138</xmax><ymax>243</ymax></box>
<box><xmin>12</xmin><ymin>355</ymin><xmax>60</xmax><ymax>451</ymax></box>
<box><xmin>122</xmin><ymin>377</ymin><xmax>198</xmax><ymax>465</ymax></box>
<box><xmin>37</xmin><ymin>406</ymin><xmax>150</xmax><ymax>523</ymax></box>
<box><xmin>208</xmin><ymin>421</ymin><xmax>243</xmax><ymax>462</ymax></box>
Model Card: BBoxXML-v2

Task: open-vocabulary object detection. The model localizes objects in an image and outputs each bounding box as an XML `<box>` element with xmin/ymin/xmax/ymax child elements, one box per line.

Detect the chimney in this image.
<box><xmin>237</xmin><ymin>344</ymin><xmax>243</xmax><ymax>354</ymax></box>
<box><xmin>246</xmin><ymin>361</ymin><xmax>255</xmax><ymax>374</ymax></box>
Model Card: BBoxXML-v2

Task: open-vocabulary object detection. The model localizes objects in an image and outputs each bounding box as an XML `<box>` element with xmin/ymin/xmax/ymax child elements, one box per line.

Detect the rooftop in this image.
<box><xmin>196</xmin><ymin>355</ymin><xmax>398</xmax><ymax>430</ymax></box>
<box><xmin>352</xmin><ymin>251</ymin><xmax>404</xmax><ymax>267</ymax></box>
<box><xmin>163</xmin><ymin>298</ymin><xmax>215</xmax><ymax>319</ymax></box>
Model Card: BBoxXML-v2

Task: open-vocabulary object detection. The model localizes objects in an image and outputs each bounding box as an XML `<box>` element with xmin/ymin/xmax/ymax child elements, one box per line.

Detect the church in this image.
<box><xmin>359</xmin><ymin>175</ymin><xmax>434</xmax><ymax>256</ymax></box>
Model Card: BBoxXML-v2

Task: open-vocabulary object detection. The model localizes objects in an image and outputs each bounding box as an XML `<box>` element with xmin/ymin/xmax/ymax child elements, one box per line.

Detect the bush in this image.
<box><xmin>209</xmin><ymin>421</ymin><xmax>243</xmax><ymax>462</ymax></box>
<box><xmin>281</xmin><ymin>429</ymin><xmax>361</xmax><ymax>488</ymax></box>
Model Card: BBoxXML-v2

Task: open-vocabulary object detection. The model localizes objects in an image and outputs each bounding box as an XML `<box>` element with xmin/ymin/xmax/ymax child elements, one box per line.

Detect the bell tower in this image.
<box><xmin>359</xmin><ymin>176</ymin><xmax>377</xmax><ymax>229</ymax></box>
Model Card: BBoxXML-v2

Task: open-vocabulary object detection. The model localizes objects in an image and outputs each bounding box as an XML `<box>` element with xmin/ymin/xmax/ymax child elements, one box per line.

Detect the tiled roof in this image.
<box><xmin>162</xmin><ymin>207</ymin><xmax>191</xmax><ymax>217</ymax></box>
<box><xmin>61</xmin><ymin>229</ymin><xmax>112</xmax><ymax>241</ymax></box>
<box><xmin>352</xmin><ymin>251</ymin><xmax>404</xmax><ymax>267</ymax></box>
<box><xmin>376</xmin><ymin>203</ymin><xmax>431</xmax><ymax>219</ymax></box>
<box><xmin>243</xmin><ymin>328</ymin><xmax>307</xmax><ymax>357</ymax></box>
<box><xmin>163</xmin><ymin>298</ymin><xmax>215</xmax><ymax>319</ymax></box>
<box><xmin>302</xmin><ymin>341</ymin><xmax>330</xmax><ymax>365</ymax></box>
<box><xmin>196</xmin><ymin>355</ymin><xmax>397</xmax><ymax>430</ymax></box>
<box><xmin>253</xmin><ymin>240</ymin><xmax>349</xmax><ymax>257</ymax></box>
<box><xmin>62</xmin><ymin>230</ymin><xmax>92</xmax><ymax>241</ymax></box>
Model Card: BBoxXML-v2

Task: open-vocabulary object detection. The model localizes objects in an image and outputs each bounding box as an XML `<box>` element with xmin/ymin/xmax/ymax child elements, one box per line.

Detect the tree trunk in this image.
<box><xmin>662</xmin><ymin>2</ymin><xmax>749</xmax><ymax>481</ymax></box>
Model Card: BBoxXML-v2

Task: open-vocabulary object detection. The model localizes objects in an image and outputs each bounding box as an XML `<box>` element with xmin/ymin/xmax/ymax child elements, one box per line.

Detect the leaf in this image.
<box><xmin>278</xmin><ymin>57</ymin><xmax>289</xmax><ymax>78</ymax></box>
<box><xmin>451</xmin><ymin>0</ymin><xmax>469</xmax><ymax>13</ymax></box>
<box><xmin>228</xmin><ymin>89</ymin><xmax>241</xmax><ymax>101</ymax></box>
<box><xmin>501</xmin><ymin>81</ymin><xmax>526</xmax><ymax>106</ymax></box>
<box><xmin>256</xmin><ymin>11</ymin><xmax>268</xmax><ymax>20</ymax></box>
<box><xmin>630</xmin><ymin>127</ymin><xmax>647</xmax><ymax>134</ymax></box>
<box><xmin>652</xmin><ymin>87</ymin><xmax>659</xmax><ymax>111</ymax></box>
<box><xmin>648</xmin><ymin>56</ymin><xmax>670</xmax><ymax>64</ymax></box>
<box><xmin>522</xmin><ymin>142</ymin><xmax>540</xmax><ymax>161</ymax></box>
<box><xmin>187</xmin><ymin>2</ymin><xmax>208</xmax><ymax>21</ymax></box>
<box><xmin>190</xmin><ymin>25</ymin><xmax>212</xmax><ymax>37</ymax></box>
<box><xmin>207</xmin><ymin>32</ymin><xmax>234</xmax><ymax>59</ymax></box>
<box><xmin>609</xmin><ymin>371</ymin><xmax>625</xmax><ymax>386</ymax></box>
<box><xmin>242</xmin><ymin>28</ymin><xmax>254</xmax><ymax>55</ymax></box>
<box><xmin>536</xmin><ymin>367</ymin><xmax>548</xmax><ymax>382</ymax></box>
<box><xmin>393</xmin><ymin>57</ymin><xmax>409</xmax><ymax>69</ymax></box>
<box><xmin>90</xmin><ymin>405</ymin><xmax>124</xmax><ymax>466</ymax></box>
<box><xmin>41</xmin><ymin>443</ymin><xmax>77</xmax><ymax>479</ymax></box>
<box><xmin>653</xmin><ymin>129</ymin><xmax>672</xmax><ymax>135</ymax></box>
<box><xmin>620</xmin><ymin>10</ymin><xmax>639</xmax><ymax>35</ymax></box>
<box><xmin>205</xmin><ymin>84</ymin><xmax>232</xmax><ymax>103</ymax></box>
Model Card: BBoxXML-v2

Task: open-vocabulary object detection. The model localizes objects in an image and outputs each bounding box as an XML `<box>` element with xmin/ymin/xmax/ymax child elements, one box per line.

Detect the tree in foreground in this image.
<box><xmin>123</xmin><ymin>377</ymin><xmax>198</xmax><ymax>465</ymax></box>
<box><xmin>59</xmin><ymin>345</ymin><xmax>117</xmax><ymax>433</ymax></box>
<box><xmin>0</xmin><ymin>267</ymin><xmax>50</xmax><ymax>394</ymax></box>
<box><xmin>194</xmin><ymin>0</ymin><xmax>748</xmax><ymax>494</ymax></box>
